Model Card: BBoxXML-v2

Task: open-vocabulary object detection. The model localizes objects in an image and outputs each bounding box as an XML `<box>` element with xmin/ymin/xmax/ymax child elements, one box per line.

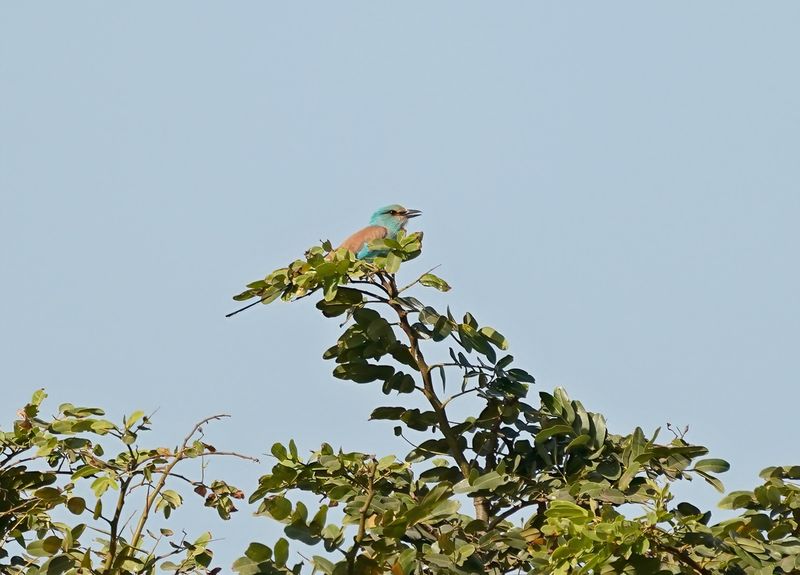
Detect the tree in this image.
<box><xmin>2</xmin><ymin>235</ymin><xmax>798</xmax><ymax>574</ymax></box>
<box><xmin>229</xmin><ymin>234</ymin><xmax>800</xmax><ymax>575</ymax></box>
<box><xmin>0</xmin><ymin>393</ymin><xmax>254</xmax><ymax>574</ymax></box>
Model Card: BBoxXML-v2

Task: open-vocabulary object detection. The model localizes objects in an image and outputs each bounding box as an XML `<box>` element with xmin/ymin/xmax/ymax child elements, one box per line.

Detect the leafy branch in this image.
<box><xmin>228</xmin><ymin>235</ymin><xmax>800</xmax><ymax>574</ymax></box>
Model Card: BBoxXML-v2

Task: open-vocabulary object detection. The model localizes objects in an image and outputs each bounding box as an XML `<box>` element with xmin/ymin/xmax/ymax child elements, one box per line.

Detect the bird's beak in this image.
<box><xmin>404</xmin><ymin>209</ymin><xmax>422</xmax><ymax>219</ymax></box>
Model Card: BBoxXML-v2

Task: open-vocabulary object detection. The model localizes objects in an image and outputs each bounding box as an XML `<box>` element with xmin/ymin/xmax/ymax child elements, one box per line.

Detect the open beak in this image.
<box><xmin>404</xmin><ymin>209</ymin><xmax>422</xmax><ymax>219</ymax></box>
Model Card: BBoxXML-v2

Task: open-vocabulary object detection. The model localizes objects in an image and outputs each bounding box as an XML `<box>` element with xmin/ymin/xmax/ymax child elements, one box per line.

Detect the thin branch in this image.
<box><xmin>226</xmin><ymin>297</ymin><xmax>270</xmax><ymax>318</ymax></box>
<box><xmin>487</xmin><ymin>498</ymin><xmax>544</xmax><ymax>530</ymax></box>
<box><xmin>0</xmin><ymin>454</ymin><xmax>37</xmax><ymax>468</ymax></box>
<box><xmin>346</xmin><ymin>461</ymin><xmax>377</xmax><ymax>575</ymax></box>
<box><xmin>650</xmin><ymin>538</ymin><xmax>712</xmax><ymax>575</ymax></box>
<box><xmin>128</xmin><ymin>415</ymin><xmax>230</xmax><ymax>552</ymax></box>
<box><xmin>395</xmin><ymin>430</ymin><xmax>422</xmax><ymax>450</ymax></box>
<box><xmin>0</xmin><ymin>448</ymin><xmax>28</xmax><ymax>468</ymax></box>
<box><xmin>427</xmin><ymin>362</ymin><xmax>464</xmax><ymax>370</ymax></box>
<box><xmin>441</xmin><ymin>387</ymin><xmax>480</xmax><ymax>409</ymax></box>
<box><xmin>384</xmin><ymin>274</ymin><xmax>488</xmax><ymax>521</ymax></box>
<box><xmin>350</xmin><ymin>279</ymin><xmax>392</xmax><ymax>297</ymax></box>
<box><xmin>193</xmin><ymin>450</ymin><xmax>260</xmax><ymax>463</ymax></box>
<box><xmin>103</xmin><ymin>476</ymin><xmax>133</xmax><ymax>571</ymax></box>
<box><xmin>343</xmin><ymin>287</ymin><xmax>390</xmax><ymax>304</ymax></box>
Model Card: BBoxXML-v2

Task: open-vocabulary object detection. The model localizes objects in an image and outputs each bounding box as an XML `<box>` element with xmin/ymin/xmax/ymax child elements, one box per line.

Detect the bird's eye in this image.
<box><xmin>389</xmin><ymin>210</ymin><xmax>397</xmax><ymax>215</ymax></box>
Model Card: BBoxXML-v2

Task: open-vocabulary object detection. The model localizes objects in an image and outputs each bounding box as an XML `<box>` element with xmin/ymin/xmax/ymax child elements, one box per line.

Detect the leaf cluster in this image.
<box><xmin>0</xmin><ymin>392</ymin><xmax>251</xmax><ymax>574</ymax></box>
<box><xmin>227</xmin><ymin>242</ymin><xmax>800</xmax><ymax>574</ymax></box>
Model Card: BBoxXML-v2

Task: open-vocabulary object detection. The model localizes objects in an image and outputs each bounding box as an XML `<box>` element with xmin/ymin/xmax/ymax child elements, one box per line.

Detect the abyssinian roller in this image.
<box><xmin>334</xmin><ymin>204</ymin><xmax>422</xmax><ymax>260</ymax></box>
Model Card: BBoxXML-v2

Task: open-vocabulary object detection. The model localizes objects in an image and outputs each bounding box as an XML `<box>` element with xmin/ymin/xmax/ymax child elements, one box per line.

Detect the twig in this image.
<box><xmin>487</xmin><ymin>498</ymin><xmax>543</xmax><ymax>530</ymax></box>
<box><xmin>346</xmin><ymin>461</ymin><xmax>377</xmax><ymax>574</ymax></box>
<box><xmin>128</xmin><ymin>415</ymin><xmax>230</xmax><ymax>552</ymax></box>
<box><xmin>383</xmin><ymin>274</ymin><xmax>487</xmax><ymax>521</ymax></box>
<box><xmin>225</xmin><ymin>298</ymin><xmax>265</xmax><ymax>318</ymax></box>
<box><xmin>343</xmin><ymin>287</ymin><xmax>390</xmax><ymax>304</ymax></box>
<box><xmin>441</xmin><ymin>387</ymin><xmax>480</xmax><ymax>409</ymax></box>
<box><xmin>103</xmin><ymin>476</ymin><xmax>133</xmax><ymax>570</ymax></box>
<box><xmin>350</xmin><ymin>279</ymin><xmax>392</xmax><ymax>296</ymax></box>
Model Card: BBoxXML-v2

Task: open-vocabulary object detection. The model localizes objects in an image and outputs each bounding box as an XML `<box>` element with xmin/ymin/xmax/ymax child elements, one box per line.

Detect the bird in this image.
<box><xmin>225</xmin><ymin>205</ymin><xmax>421</xmax><ymax>318</ymax></box>
<box><xmin>333</xmin><ymin>204</ymin><xmax>422</xmax><ymax>260</ymax></box>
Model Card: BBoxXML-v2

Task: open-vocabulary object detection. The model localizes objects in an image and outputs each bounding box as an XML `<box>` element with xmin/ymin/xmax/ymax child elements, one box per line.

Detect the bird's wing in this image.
<box><xmin>336</xmin><ymin>225</ymin><xmax>388</xmax><ymax>254</ymax></box>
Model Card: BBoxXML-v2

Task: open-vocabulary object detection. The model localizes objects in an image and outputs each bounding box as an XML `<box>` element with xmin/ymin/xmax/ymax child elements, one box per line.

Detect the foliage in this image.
<box><xmin>229</xmin><ymin>233</ymin><xmax>800</xmax><ymax>575</ymax></box>
<box><xmin>0</xmin><ymin>392</ymin><xmax>254</xmax><ymax>574</ymax></box>
<box><xmin>3</xmin><ymin>234</ymin><xmax>798</xmax><ymax>574</ymax></box>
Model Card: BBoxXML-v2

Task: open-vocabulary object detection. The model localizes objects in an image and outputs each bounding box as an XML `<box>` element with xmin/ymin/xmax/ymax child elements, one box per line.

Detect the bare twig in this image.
<box><xmin>441</xmin><ymin>387</ymin><xmax>480</xmax><ymax>409</ymax></box>
<box><xmin>128</xmin><ymin>415</ymin><xmax>231</xmax><ymax>552</ymax></box>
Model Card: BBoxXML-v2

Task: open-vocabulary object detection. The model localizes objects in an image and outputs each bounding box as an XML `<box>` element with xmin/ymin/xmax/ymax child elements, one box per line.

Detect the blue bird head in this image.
<box><xmin>369</xmin><ymin>204</ymin><xmax>422</xmax><ymax>235</ymax></box>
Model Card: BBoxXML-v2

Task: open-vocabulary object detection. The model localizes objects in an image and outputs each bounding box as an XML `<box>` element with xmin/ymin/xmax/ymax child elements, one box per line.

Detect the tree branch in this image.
<box><xmin>346</xmin><ymin>461</ymin><xmax>377</xmax><ymax>574</ymax></box>
<box><xmin>383</xmin><ymin>274</ymin><xmax>489</xmax><ymax>522</ymax></box>
<box><xmin>128</xmin><ymin>415</ymin><xmax>230</xmax><ymax>553</ymax></box>
<box><xmin>103</xmin><ymin>476</ymin><xmax>133</xmax><ymax>571</ymax></box>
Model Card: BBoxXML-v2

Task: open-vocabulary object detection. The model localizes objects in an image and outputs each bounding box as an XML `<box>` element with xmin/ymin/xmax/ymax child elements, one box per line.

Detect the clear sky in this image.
<box><xmin>2</xmin><ymin>2</ymin><xmax>798</xmax><ymax>568</ymax></box>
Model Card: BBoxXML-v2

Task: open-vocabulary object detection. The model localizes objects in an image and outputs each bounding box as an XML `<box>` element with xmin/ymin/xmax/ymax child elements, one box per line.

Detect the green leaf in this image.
<box><xmin>597</xmin><ymin>458</ymin><xmax>622</xmax><ymax>480</ymax></box>
<box><xmin>274</xmin><ymin>537</ymin><xmax>289</xmax><ymax>567</ymax></box>
<box><xmin>322</xmin><ymin>278</ymin><xmax>338</xmax><ymax>301</ymax></box>
<box><xmin>676</xmin><ymin>502</ymin><xmax>702</xmax><ymax>517</ymax></box>
<box><xmin>316</xmin><ymin>300</ymin><xmax>354</xmax><ymax>318</ymax></box>
<box><xmin>535</xmin><ymin>424</ymin><xmax>573</xmax><ymax>444</ymax></box>
<box><xmin>266</xmin><ymin>496</ymin><xmax>292</xmax><ymax>520</ymax></box>
<box><xmin>33</xmin><ymin>487</ymin><xmax>62</xmax><ymax>501</ymax></box>
<box><xmin>565</xmin><ymin>434</ymin><xmax>592</xmax><ymax>453</ymax></box>
<box><xmin>43</xmin><ymin>555</ymin><xmax>71</xmax><ymax>575</ymax></box>
<box><xmin>245</xmin><ymin>542</ymin><xmax>272</xmax><ymax>562</ymax></box>
<box><xmin>693</xmin><ymin>458</ymin><xmax>730</xmax><ymax>474</ymax></box>
<box><xmin>271</xmin><ymin>443</ymin><xmax>288</xmax><ymax>460</ymax></box>
<box><xmin>454</xmin><ymin>471</ymin><xmax>507</xmax><ymax>494</ymax></box>
<box><xmin>31</xmin><ymin>388</ymin><xmax>47</xmax><ymax>406</ymax></box>
<box><xmin>370</xmin><ymin>407</ymin><xmax>406</xmax><ymax>420</ymax></box>
<box><xmin>91</xmin><ymin>476</ymin><xmax>117</xmax><ymax>498</ymax></box>
<box><xmin>312</xmin><ymin>556</ymin><xmax>336</xmax><ymax>574</ymax></box>
<box><xmin>232</xmin><ymin>289</ymin><xmax>257</xmax><ymax>301</ymax></box>
<box><xmin>419</xmin><ymin>273</ymin><xmax>451</xmax><ymax>292</ymax></box>
<box><xmin>26</xmin><ymin>538</ymin><xmax>55</xmax><ymax>557</ymax></box>
<box><xmin>71</xmin><ymin>465</ymin><xmax>102</xmax><ymax>481</ymax></box>
<box><xmin>333</xmin><ymin>363</ymin><xmax>395</xmax><ymax>384</ymax></box>
<box><xmin>718</xmin><ymin>490</ymin><xmax>756</xmax><ymax>510</ymax></box>
<box><xmin>382</xmin><ymin>372</ymin><xmax>416</xmax><ymax>394</ymax></box>
<box><xmin>507</xmin><ymin>368</ymin><xmax>535</xmax><ymax>383</ymax></box>
<box><xmin>496</xmin><ymin>355</ymin><xmax>514</xmax><ymax>370</ymax></box>
<box><xmin>545</xmin><ymin>500</ymin><xmax>590</xmax><ymax>520</ymax></box>
<box><xmin>389</xmin><ymin>345</ymin><xmax>419</xmax><ymax>370</ymax></box>
<box><xmin>125</xmin><ymin>410</ymin><xmax>145</xmax><ymax>430</ymax></box>
<box><xmin>479</xmin><ymin>327</ymin><xmax>508</xmax><ymax>350</ymax></box>
<box><xmin>695</xmin><ymin>469</ymin><xmax>725</xmax><ymax>492</ymax></box>
<box><xmin>431</xmin><ymin>316</ymin><xmax>453</xmax><ymax>342</ymax></box>
<box><xmin>589</xmin><ymin>413</ymin><xmax>607</xmax><ymax>446</ymax></box>
<box><xmin>385</xmin><ymin>252</ymin><xmax>402</xmax><ymax>273</ymax></box>
<box><xmin>42</xmin><ymin>536</ymin><xmax>62</xmax><ymax>554</ymax></box>
<box><xmin>67</xmin><ymin>497</ymin><xmax>86</xmax><ymax>515</ymax></box>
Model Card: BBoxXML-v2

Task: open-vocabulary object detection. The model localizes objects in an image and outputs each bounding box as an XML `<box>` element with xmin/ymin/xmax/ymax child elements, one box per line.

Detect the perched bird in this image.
<box><xmin>226</xmin><ymin>204</ymin><xmax>421</xmax><ymax>317</ymax></box>
<box><xmin>334</xmin><ymin>204</ymin><xmax>422</xmax><ymax>260</ymax></box>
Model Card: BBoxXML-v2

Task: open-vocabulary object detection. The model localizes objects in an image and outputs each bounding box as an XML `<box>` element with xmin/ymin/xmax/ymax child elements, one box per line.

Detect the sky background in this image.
<box><xmin>2</xmin><ymin>2</ymin><xmax>799</xmax><ymax>569</ymax></box>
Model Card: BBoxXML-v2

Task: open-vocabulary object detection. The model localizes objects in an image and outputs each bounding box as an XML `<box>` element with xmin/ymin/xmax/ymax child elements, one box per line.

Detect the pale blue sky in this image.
<box><xmin>2</xmin><ymin>2</ymin><xmax>799</xmax><ymax>568</ymax></box>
